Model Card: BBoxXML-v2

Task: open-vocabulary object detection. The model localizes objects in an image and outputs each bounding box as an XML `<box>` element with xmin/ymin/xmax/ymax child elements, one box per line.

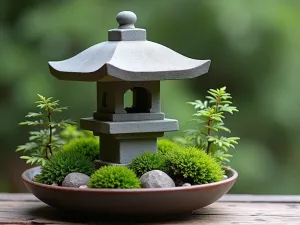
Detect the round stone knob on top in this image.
<box><xmin>116</xmin><ymin>11</ymin><xmax>137</xmax><ymax>29</ymax></box>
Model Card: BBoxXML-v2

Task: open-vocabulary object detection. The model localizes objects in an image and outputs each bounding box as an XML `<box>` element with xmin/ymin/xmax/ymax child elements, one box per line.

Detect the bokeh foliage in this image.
<box><xmin>1</xmin><ymin>0</ymin><xmax>300</xmax><ymax>194</ymax></box>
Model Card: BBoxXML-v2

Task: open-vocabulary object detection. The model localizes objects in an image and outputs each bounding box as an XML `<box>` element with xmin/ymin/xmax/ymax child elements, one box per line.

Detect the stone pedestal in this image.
<box><xmin>80</xmin><ymin>118</ymin><xmax>178</xmax><ymax>166</ymax></box>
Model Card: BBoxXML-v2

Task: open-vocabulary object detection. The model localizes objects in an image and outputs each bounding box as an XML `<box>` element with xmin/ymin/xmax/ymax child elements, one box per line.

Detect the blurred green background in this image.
<box><xmin>1</xmin><ymin>0</ymin><xmax>300</xmax><ymax>194</ymax></box>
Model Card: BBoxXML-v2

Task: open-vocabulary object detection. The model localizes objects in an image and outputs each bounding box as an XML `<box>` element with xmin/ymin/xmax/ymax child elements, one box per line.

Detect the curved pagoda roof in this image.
<box><xmin>48</xmin><ymin>11</ymin><xmax>211</xmax><ymax>82</ymax></box>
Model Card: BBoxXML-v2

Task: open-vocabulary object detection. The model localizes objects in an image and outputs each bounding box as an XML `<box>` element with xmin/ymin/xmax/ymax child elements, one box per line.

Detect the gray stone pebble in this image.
<box><xmin>62</xmin><ymin>172</ymin><xmax>90</xmax><ymax>188</ymax></box>
<box><xmin>140</xmin><ymin>170</ymin><xmax>175</xmax><ymax>188</ymax></box>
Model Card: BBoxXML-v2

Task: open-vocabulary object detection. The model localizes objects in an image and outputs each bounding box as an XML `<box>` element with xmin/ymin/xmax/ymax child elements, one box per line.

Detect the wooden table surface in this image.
<box><xmin>1</xmin><ymin>194</ymin><xmax>300</xmax><ymax>225</ymax></box>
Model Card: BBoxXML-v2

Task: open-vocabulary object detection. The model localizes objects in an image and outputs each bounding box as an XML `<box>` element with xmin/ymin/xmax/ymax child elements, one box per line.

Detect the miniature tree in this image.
<box><xmin>16</xmin><ymin>95</ymin><xmax>75</xmax><ymax>166</ymax></box>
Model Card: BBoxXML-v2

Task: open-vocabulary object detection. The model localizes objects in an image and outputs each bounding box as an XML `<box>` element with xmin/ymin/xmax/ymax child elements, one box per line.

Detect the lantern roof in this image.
<box><xmin>48</xmin><ymin>11</ymin><xmax>211</xmax><ymax>82</ymax></box>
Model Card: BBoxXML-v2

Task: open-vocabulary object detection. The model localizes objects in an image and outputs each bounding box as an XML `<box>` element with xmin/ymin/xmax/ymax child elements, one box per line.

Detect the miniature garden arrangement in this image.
<box><xmin>19</xmin><ymin>11</ymin><xmax>239</xmax><ymax>215</ymax></box>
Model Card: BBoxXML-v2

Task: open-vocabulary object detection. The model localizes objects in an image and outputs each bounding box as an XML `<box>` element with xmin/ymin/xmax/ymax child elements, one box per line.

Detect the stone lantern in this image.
<box><xmin>48</xmin><ymin>11</ymin><xmax>211</xmax><ymax>167</ymax></box>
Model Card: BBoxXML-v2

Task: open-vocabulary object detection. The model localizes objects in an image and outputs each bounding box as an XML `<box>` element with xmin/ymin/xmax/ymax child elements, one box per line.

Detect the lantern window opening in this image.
<box><xmin>124</xmin><ymin>87</ymin><xmax>152</xmax><ymax>113</ymax></box>
<box><xmin>102</xmin><ymin>92</ymin><xmax>108</xmax><ymax>107</ymax></box>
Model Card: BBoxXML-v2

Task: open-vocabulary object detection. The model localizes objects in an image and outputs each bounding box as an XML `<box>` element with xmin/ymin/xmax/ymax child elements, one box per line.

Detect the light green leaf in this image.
<box><xmin>25</xmin><ymin>112</ymin><xmax>44</xmax><ymax>118</ymax></box>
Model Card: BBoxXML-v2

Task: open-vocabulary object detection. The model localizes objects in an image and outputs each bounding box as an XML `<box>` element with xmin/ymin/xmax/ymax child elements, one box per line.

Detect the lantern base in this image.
<box><xmin>80</xmin><ymin>117</ymin><xmax>179</xmax><ymax>165</ymax></box>
<box><xmin>96</xmin><ymin>133</ymin><xmax>161</xmax><ymax>165</ymax></box>
<box><xmin>80</xmin><ymin>117</ymin><xmax>179</xmax><ymax>134</ymax></box>
<box><xmin>93</xmin><ymin>112</ymin><xmax>165</xmax><ymax>122</ymax></box>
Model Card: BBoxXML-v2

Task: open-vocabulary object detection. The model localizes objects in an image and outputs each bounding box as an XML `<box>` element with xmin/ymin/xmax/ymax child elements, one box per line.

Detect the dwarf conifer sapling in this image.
<box><xmin>184</xmin><ymin>87</ymin><xmax>240</xmax><ymax>165</ymax></box>
<box><xmin>16</xmin><ymin>95</ymin><xmax>76</xmax><ymax>166</ymax></box>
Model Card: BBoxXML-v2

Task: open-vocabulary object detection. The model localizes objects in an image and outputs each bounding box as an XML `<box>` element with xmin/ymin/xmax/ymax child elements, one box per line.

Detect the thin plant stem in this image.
<box><xmin>206</xmin><ymin>94</ymin><xmax>220</xmax><ymax>154</ymax></box>
<box><xmin>45</xmin><ymin>101</ymin><xmax>53</xmax><ymax>156</ymax></box>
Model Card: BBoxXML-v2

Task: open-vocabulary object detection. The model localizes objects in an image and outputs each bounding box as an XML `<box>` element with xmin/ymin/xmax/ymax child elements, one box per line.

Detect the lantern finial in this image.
<box><xmin>116</xmin><ymin>11</ymin><xmax>137</xmax><ymax>29</ymax></box>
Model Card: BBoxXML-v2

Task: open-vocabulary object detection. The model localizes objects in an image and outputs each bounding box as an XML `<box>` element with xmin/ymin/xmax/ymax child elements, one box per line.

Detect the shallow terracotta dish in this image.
<box><xmin>22</xmin><ymin>167</ymin><xmax>238</xmax><ymax>215</ymax></box>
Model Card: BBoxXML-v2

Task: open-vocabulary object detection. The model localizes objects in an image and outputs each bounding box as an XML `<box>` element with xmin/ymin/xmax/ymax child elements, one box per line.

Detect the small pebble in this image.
<box><xmin>51</xmin><ymin>183</ymin><xmax>58</xmax><ymax>186</ymax></box>
<box><xmin>223</xmin><ymin>175</ymin><xmax>228</xmax><ymax>180</ymax></box>
<box><xmin>79</xmin><ymin>185</ymin><xmax>88</xmax><ymax>189</ymax></box>
<box><xmin>182</xmin><ymin>183</ymin><xmax>191</xmax><ymax>187</ymax></box>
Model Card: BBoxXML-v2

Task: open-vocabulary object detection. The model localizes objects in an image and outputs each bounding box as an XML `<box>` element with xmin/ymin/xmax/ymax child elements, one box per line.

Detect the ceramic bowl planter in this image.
<box><xmin>22</xmin><ymin>166</ymin><xmax>237</xmax><ymax>215</ymax></box>
<box><xmin>20</xmin><ymin>11</ymin><xmax>238</xmax><ymax>215</ymax></box>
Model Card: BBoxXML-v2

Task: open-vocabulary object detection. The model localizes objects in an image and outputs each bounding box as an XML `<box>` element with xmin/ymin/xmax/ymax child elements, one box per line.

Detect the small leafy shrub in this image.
<box><xmin>35</xmin><ymin>150</ymin><xmax>95</xmax><ymax>185</ymax></box>
<box><xmin>128</xmin><ymin>152</ymin><xmax>167</xmax><ymax>177</ymax></box>
<box><xmin>182</xmin><ymin>87</ymin><xmax>240</xmax><ymax>165</ymax></box>
<box><xmin>16</xmin><ymin>95</ymin><xmax>75</xmax><ymax>166</ymax></box>
<box><xmin>165</xmin><ymin>147</ymin><xmax>224</xmax><ymax>185</ymax></box>
<box><xmin>63</xmin><ymin>137</ymin><xmax>99</xmax><ymax>161</ymax></box>
<box><xmin>89</xmin><ymin>166</ymin><xmax>140</xmax><ymax>189</ymax></box>
<box><xmin>157</xmin><ymin>139</ymin><xmax>180</xmax><ymax>155</ymax></box>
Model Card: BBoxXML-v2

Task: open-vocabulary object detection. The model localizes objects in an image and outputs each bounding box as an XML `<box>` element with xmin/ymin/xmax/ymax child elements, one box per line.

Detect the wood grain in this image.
<box><xmin>0</xmin><ymin>194</ymin><xmax>299</xmax><ymax>224</ymax></box>
<box><xmin>220</xmin><ymin>194</ymin><xmax>300</xmax><ymax>203</ymax></box>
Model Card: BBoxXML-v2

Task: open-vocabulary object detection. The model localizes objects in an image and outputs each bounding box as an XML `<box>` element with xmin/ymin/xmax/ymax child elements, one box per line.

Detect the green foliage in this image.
<box><xmin>183</xmin><ymin>87</ymin><xmax>240</xmax><ymax>165</ymax></box>
<box><xmin>62</xmin><ymin>137</ymin><xmax>99</xmax><ymax>161</ymax></box>
<box><xmin>128</xmin><ymin>152</ymin><xmax>167</xmax><ymax>177</ymax></box>
<box><xmin>60</xmin><ymin>125</ymin><xmax>96</xmax><ymax>143</ymax></box>
<box><xmin>16</xmin><ymin>95</ymin><xmax>76</xmax><ymax>166</ymax></box>
<box><xmin>165</xmin><ymin>147</ymin><xmax>224</xmax><ymax>185</ymax></box>
<box><xmin>35</xmin><ymin>150</ymin><xmax>95</xmax><ymax>185</ymax></box>
<box><xmin>2</xmin><ymin>0</ymin><xmax>300</xmax><ymax>194</ymax></box>
<box><xmin>157</xmin><ymin>139</ymin><xmax>180</xmax><ymax>155</ymax></box>
<box><xmin>89</xmin><ymin>166</ymin><xmax>140</xmax><ymax>189</ymax></box>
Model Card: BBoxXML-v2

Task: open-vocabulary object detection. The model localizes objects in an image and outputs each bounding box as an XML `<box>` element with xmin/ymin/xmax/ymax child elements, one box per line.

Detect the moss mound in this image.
<box><xmin>63</xmin><ymin>137</ymin><xmax>99</xmax><ymax>161</ymax></box>
<box><xmin>35</xmin><ymin>151</ymin><xmax>95</xmax><ymax>185</ymax></box>
<box><xmin>128</xmin><ymin>152</ymin><xmax>167</xmax><ymax>177</ymax></box>
<box><xmin>157</xmin><ymin>139</ymin><xmax>180</xmax><ymax>155</ymax></box>
<box><xmin>165</xmin><ymin>147</ymin><xmax>224</xmax><ymax>185</ymax></box>
<box><xmin>89</xmin><ymin>166</ymin><xmax>141</xmax><ymax>189</ymax></box>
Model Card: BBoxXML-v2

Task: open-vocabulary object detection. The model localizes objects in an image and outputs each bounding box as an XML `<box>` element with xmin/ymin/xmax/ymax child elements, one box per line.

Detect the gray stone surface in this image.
<box><xmin>140</xmin><ymin>170</ymin><xmax>175</xmax><ymax>188</ymax></box>
<box><xmin>116</xmin><ymin>11</ymin><xmax>137</xmax><ymax>29</ymax></box>
<box><xmin>96</xmin><ymin>81</ymin><xmax>160</xmax><ymax>115</ymax></box>
<box><xmin>93</xmin><ymin>112</ymin><xmax>165</xmax><ymax>122</ymax></box>
<box><xmin>49</xmin><ymin>40</ymin><xmax>210</xmax><ymax>81</ymax></box>
<box><xmin>182</xmin><ymin>183</ymin><xmax>192</xmax><ymax>187</ymax></box>
<box><xmin>80</xmin><ymin>118</ymin><xmax>179</xmax><ymax>134</ymax></box>
<box><xmin>80</xmin><ymin>117</ymin><xmax>177</xmax><ymax>165</ymax></box>
<box><xmin>96</xmin><ymin>133</ymin><xmax>159</xmax><ymax>165</ymax></box>
<box><xmin>110</xmin><ymin>11</ymin><xmax>146</xmax><ymax>40</ymax></box>
<box><xmin>108</xmin><ymin>29</ymin><xmax>146</xmax><ymax>41</ymax></box>
<box><xmin>62</xmin><ymin>173</ymin><xmax>90</xmax><ymax>188</ymax></box>
<box><xmin>48</xmin><ymin>11</ymin><xmax>211</xmax><ymax>82</ymax></box>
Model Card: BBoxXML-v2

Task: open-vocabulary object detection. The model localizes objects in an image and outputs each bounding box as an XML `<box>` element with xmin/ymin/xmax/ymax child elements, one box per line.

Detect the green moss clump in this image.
<box><xmin>35</xmin><ymin>151</ymin><xmax>95</xmax><ymax>185</ymax></box>
<box><xmin>128</xmin><ymin>152</ymin><xmax>167</xmax><ymax>177</ymax></box>
<box><xmin>158</xmin><ymin>138</ymin><xmax>180</xmax><ymax>155</ymax></box>
<box><xmin>89</xmin><ymin>166</ymin><xmax>140</xmax><ymax>189</ymax></box>
<box><xmin>63</xmin><ymin>137</ymin><xmax>99</xmax><ymax>161</ymax></box>
<box><xmin>165</xmin><ymin>147</ymin><xmax>224</xmax><ymax>185</ymax></box>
